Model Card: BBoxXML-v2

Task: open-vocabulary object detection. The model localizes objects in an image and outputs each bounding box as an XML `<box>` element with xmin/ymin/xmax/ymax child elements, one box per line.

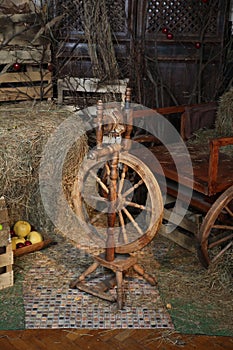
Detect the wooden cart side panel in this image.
<box><xmin>208</xmin><ymin>137</ymin><xmax>233</xmax><ymax>195</ymax></box>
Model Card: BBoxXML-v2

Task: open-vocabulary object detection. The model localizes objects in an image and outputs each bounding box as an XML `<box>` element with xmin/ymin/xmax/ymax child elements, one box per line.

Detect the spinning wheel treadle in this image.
<box><xmin>70</xmin><ymin>90</ymin><xmax>163</xmax><ymax>309</ymax></box>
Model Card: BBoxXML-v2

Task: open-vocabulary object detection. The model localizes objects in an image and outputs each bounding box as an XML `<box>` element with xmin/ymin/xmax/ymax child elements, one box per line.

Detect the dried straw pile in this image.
<box><xmin>215</xmin><ymin>87</ymin><xmax>233</xmax><ymax>136</ymax></box>
<box><xmin>187</xmin><ymin>88</ymin><xmax>233</xmax><ymax>155</ymax></box>
<box><xmin>0</xmin><ymin>101</ymin><xmax>88</xmax><ymax>235</ymax></box>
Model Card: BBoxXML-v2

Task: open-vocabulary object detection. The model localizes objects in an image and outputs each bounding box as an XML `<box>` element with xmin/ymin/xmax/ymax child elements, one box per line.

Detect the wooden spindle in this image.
<box><xmin>125</xmin><ymin>87</ymin><xmax>132</xmax><ymax>109</ymax></box>
<box><xmin>105</xmin><ymin>151</ymin><xmax>119</xmax><ymax>262</ymax></box>
<box><xmin>123</xmin><ymin>88</ymin><xmax>133</xmax><ymax>149</ymax></box>
<box><xmin>96</xmin><ymin>100</ymin><xmax>104</xmax><ymax>148</ymax></box>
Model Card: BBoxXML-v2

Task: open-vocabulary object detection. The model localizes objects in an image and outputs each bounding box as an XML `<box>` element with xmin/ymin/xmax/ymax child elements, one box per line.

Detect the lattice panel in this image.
<box><xmin>146</xmin><ymin>0</ymin><xmax>219</xmax><ymax>36</ymax></box>
<box><xmin>106</xmin><ymin>0</ymin><xmax>126</xmax><ymax>33</ymax></box>
<box><xmin>55</xmin><ymin>0</ymin><xmax>126</xmax><ymax>35</ymax></box>
<box><xmin>55</xmin><ymin>0</ymin><xmax>84</xmax><ymax>33</ymax></box>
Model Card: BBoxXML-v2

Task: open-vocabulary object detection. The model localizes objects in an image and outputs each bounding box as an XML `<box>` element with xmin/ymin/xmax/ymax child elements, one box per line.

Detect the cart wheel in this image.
<box><xmin>72</xmin><ymin>151</ymin><xmax>163</xmax><ymax>254</ymax></box>
<box><xmin>198</xmin><ymin>185</ymin><xmax>233</xmax><ymax>268</ymax></box>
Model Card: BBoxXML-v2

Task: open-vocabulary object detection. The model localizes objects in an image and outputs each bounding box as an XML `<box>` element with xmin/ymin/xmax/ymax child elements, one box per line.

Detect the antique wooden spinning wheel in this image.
<box><xmin>70</xmin><ymin>89</ymin><xmax>163</xmax><ymax>309</ymax></box>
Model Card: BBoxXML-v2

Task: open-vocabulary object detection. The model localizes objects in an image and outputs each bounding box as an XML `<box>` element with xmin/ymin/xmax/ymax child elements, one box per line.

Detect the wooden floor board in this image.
<box><xmin>8</xmin><ymin>336</ymin><xmax>40</xmax><ymax>350</ymax></box>
<box><xmin>0</xmin><ymin>337</ymin><xmax>18</xmax><ymax>350</ymax></box>
<box><xmin>92</xmin><ymin>329</ymin><xmax>122</xmax><ymax>341</ymax></box>
<box><xmin>112</xmin><ymin>329</ymin><xmax>135</xmax><ymax>342</ymax></box>
<box><xmin>110</xmin><ymin>336</ymin><xmax>146</xmax><ymax>350</ymax></box>
<box><xmin>0</xmin><ymin>330</ymin><xmax>232</xmax><ymax>350</ymax></box>
<box><xmin>126</xmin><ymin>329</ymin><xmax>158</xmax><ymax>342</ymax></box>
<box><xmin>73</xmin><ymin>334</ymin><xmax>119</xmax><ymax>350</ymax></box>
<box><xmin>39</xmin><ymin>331</ymin><xmax>83</xmax><ymax>350</ymax></box>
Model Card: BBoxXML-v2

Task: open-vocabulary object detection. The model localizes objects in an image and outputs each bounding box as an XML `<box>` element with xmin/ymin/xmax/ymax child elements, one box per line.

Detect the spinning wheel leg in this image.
<box><xmin>116</xmin><ymin>271</ymin><xmax>124</xmax><ymax>309</ymax></box>
<box><xmin>133</xmin><ymin>263</ymin><xmax>157</xmax><ymax>286</ymax></box>
<box><xmin>70</xmin><ymin>253</ymin><xmax>158</xmax><ymax>309</ymax></box>
<box><xmin>69</xmin><ymin>261</ymin><xmax>100</xmax><ymax>288</ymax></box>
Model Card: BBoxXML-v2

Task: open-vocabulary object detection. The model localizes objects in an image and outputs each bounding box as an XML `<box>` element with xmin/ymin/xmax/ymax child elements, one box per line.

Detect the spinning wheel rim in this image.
<box><xmin>72</xmin><ymin>151</ymin><xmax>163</xmax><ymax>254</ymax></box>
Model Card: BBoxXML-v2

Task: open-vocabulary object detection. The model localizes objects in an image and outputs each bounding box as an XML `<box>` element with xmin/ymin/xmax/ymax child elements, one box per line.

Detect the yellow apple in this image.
<box><xmin>27</xmin><ymin>231</ymin><xmax>43</xmax><ymax>244</ymax></box>
<box><xmin>13</xmin><ymin>220</ymin><xmax>31</xmax><ymax>238</ymax></box>
<box><xmin>11</xmin><ymin>237</ymin><xmax>18</xmax><ymax>250</ymax></box>
<box><xmin>11</xmin><ymin>237</ymin><xmax>26</xmax><ymax>250</ymax></box>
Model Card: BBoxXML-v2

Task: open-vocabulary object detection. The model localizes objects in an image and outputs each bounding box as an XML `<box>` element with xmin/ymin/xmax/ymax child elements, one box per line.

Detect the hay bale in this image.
<box><xmin>0</xmin><ymin>101</ymin><xmax>88</xmax><ymax>236</ymax></box>
<box><xmin>187</xmin><ymin>89</ymin><xmax>233</xmax><ymax>155</ymax></box>
<box><xmin>215</xmin><ymin>87</ymin><xmax>233</xmax><ymax>136</ymax></box>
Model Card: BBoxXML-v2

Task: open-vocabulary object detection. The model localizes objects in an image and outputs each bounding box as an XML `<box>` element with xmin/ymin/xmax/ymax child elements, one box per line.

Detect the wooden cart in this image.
<box><xmin>133</xmin><ymin>102</ymin><xmax>233</xmax><ymax>268</ymax></box>
<box><xmin>70</xmin><ymin>90</ymin><xmax>233</xmax><ymax>308</ymax></box>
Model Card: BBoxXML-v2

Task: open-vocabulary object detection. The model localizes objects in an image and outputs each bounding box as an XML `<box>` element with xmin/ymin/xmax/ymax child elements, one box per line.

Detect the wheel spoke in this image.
<box><xmin>118</xmin><ymin>164</ymin><xmax>128</xmax><ymax>195</ymax></box>
<box><xmin>83</xmin><ymin>194</ymin><xmax>108</xmax><ymax>203</ymax></box>
<box><xmin>211</xmin><ymin>241</ymin><xmax>233</xmax><ymax>264</ymax></box>
<box><xmin>225</xmin><ymin>205</ymin><xmax>233</xmax><ymax>217</ymax></box>
<box><xmin>104</xmin><ymin>162</ymin><xmax>111</xmax><ymax>176</ymax></box>
<box><xmin>89</xmin><ymin>169</ymin><xmax>109</xmax><ymax>194</ymax></box>
<box><xmin>122</xmin><ymin>179</ymin><xmax>144</xmax><ymax>198</ymax></box>
<box><xmin>125</xmin><ymin>200</ymin><xmax>152</xmax><ymax>212</ymax></box>
<box><xmin>118</xmin><ymin>210</ymin><xmax>128</xmax><ymax>244</ymax></box>
<box><xmin>90</xmin><ymin>211</ymin><xmax>107</xmax><ymax>225</ymax></box>
<box><xmin>212</xmin><ymin>224</ymin><xmax>233</xmax><ymax>231</ymax></box>
<box><xmin>122</xmin><ymin>207</ymin><xmax>144</xmax><ymax>236</ymax></box>
<box><xmin>209</xmin><ymin>233</ymin><xmax>233</xmax><ymax>249</ymax></box>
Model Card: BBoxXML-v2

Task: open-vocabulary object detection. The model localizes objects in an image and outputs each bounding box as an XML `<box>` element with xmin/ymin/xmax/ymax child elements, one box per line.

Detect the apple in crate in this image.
<box><xmin>13</xmin><ymin>220</ymin><xmax>31</xmax><ymax>238</ymax></box>
<box><xmin>12</xmin><ymin>237</ymin><xmax>25</xmax><ymax>250</ymax></box>
<box><xmin>27</xmin><ymin>231</ymin><xmax>43</xmax><ymax>244</ymax></box>
<box><xmin>16</xmin><ymin>242</ymin><xmax>25</xmax><ymax>249</ymax></box>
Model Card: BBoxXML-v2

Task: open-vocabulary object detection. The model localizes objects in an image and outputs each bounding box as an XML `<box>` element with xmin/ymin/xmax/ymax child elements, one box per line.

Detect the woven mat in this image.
<box><xmin>22</xmin><ymin>246</ymin><xmax>173</xmax><ymax>329</ymax></box>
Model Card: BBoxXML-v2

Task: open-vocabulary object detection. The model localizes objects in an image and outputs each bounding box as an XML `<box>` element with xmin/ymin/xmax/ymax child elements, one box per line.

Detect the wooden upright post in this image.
<box><xmin>125</xmin><ymin>87</ymin><xmax>131</xmax><ymax>109</ymax></box>
<box><xmin>122</xmin><ymin>87</ymin><xmax>133</xmax><ymax>150</ymax></box>
<box><xmin>96</xmin><ymin>100</ymin><xmax>104</xmax><ymax>148</ymax></box>
<box><xmin>105</xmin><ymin>151</ymin><xmax>119</xmax><ymax>262</ymax></box>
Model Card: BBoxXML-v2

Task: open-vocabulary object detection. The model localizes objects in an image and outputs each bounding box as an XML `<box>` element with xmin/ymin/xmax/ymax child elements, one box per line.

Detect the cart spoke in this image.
<box><xmin>212</xmin><ymin>224</ymin><xmax>233</xmax><ymax>231</ymax></box>
<box><xmin>224</xmin><ymin>205</ymin><xmax>233</xmax><ymax>217</ymax></box>
<box><xmin>211</xmin><ymin>241</ymin><xmax>233</xmax><ymax>264</ymax></box>
<box><xmin>208</xmin><ymin>233</ymin><xmax>233</xmax><ymax>249</ymax></box>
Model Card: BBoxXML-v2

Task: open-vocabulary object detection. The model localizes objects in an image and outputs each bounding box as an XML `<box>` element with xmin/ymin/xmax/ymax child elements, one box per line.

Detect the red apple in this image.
<box><xmin>167</xmin><ymin>33</ymin><xmax>173</xmax><ymax>40</ymax></box>
<box><xmin>10</xmin><ymin>228</ymin><xmax>16</xmax><ymax>236</ymax></box>
<box><xmin>195</xmin><ymin>42</ymin><xmax>201</xmax><ymax>49</ymax></box>
<box><xmin>47</xmin><ymin>63</ymin><xmax>53</xmax><ymax>72</ymax></box>
<box><xmin>25</xmin><ymin>240</ymin><xmax>32</xmax><ymax>246</ymax></box>
<box><xmin>13</xmin><ymin>63</ymin><xmax>21</xmax><ymax>71</ymax></box>
<box><xmin>162</xmin><ymin>27</ymin><xmax>168</xmax><ymax>34</ymax></box>
<box><xmin>16</xmin><ymin>242</ymin><xmax>25</xmax><ymax>249</ymax></box>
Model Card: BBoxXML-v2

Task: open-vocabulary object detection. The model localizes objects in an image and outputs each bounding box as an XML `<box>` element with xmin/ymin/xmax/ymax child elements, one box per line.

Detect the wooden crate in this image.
<box><xmin>0</xmin><ymin>45</ymin><xmax>51</xmax><ymax>66</ymax></box>
<box><xmin>57</xmin><ymin>78</ymin><xmax>128</xmax><ymax>105</ymax></box>
<box><xmin>0</xmin><ymin>65</ymin><xmax>52</xmax><ymax>102</ymax></box>
<box><xmin>0</xmin><ymin>197</ymin><xmax>13</xmax><ymax>290</ymax></box>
